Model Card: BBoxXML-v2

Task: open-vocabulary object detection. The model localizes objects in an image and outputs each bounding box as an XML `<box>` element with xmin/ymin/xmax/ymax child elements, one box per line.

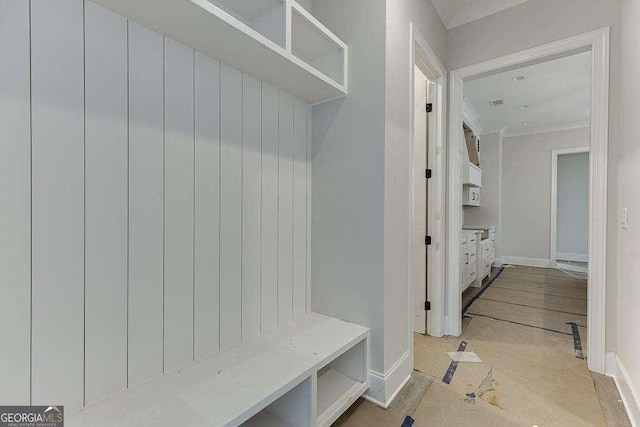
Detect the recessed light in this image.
<box><xmin>519</xmin><ymin>104</ymin><xmax>531</xmax><ymax>109</ymax></box>
<box><xmin>512</xmin><ymin>75</ymin><xmax>527</xmax><ymax>82</ymax></box>
<box><xmin>522</xmin><ymin>121</ymin><xmax>532</xmax><ymax>126</ymax></box>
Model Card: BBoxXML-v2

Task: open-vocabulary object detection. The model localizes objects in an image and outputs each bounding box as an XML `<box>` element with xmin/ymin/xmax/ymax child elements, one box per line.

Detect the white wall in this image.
<box><xmin>309</xmin><ymin>0</ymin><xmax>387</xmax><ymax>374</ymax></box>
<box><xmin>383</xmin><ymin>0</ymin><xmax>447</xmax><ymax>376</ymax></box>
<box><xmin>0</xmin><ymin>0</ymin><xmax>310</xmax><ymax>410</ymax></box>
<box><xmin>501</xmin><ymin>128</ymin><xmax>589</xmax><ymax>260</ymax></box>
<box><xmin>446</xmin><ymin>0</ymin><xmax>620</xmax><ymax>352</ymax></box>
<box><xmin>556</xmin><ymin>152</ymin><xmax>589</xmax><ymax>259</ymax></box>
<box><xmin>0</xmin><ymin>0</ymin><xmax>31</xmax><ymax>406</ymax></box>
<box><xmin>309</xmin><ymin>0</ymin><xmax>447</xmax><ymax>402</ymax></box>
<box><xmin>616</xmin><ymin>0</ymin><xmax>640</xmax><ymax>422</ymax></box>
<box><xmin>464</xmin><ymin>132</ymin><xmax>503</xmax><ymax>260</ymax></box>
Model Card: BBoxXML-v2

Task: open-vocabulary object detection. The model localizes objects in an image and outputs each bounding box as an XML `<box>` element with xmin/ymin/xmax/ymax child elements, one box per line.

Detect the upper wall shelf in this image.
<box><xmin>91</xmin><ymin>0</ymin><xmax>348</xmax><ymax>104</ymax></box>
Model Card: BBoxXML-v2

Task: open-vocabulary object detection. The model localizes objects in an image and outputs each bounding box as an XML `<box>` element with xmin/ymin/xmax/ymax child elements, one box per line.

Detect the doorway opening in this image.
<box><xmin>412</xmin><ymin>64</ymin><xmax>436</xmax><ymax>335</ymax></box>
<box><xmin>447</xmin><ymin>28</ymin><xmax>609</xmax><ymax>374</ymax></box>
<box><xmin>552</xmin><ymin>148</ymin><xmax>590</xmax><ymax>275</ymax></box>
<box><xmin>407</xmin><ymin>24</ymin><xmax>446</xmax><ymax>360</ymax></box>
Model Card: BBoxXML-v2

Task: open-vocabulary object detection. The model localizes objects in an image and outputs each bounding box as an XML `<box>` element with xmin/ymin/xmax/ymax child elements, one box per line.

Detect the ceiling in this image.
<box><xmin>463</xmin><ymin>51</ymin><xmax>592</xmax><ymax>136</ymax></box>
<box><xmin>430</xmin><ymin>0</ymin><xmax>530</xmax><ymax>29</ymax></box>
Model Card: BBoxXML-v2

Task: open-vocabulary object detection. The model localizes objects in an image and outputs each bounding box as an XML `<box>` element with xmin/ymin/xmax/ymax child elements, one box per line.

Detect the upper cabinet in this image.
<box><xmin>91</xmin><ymin>0</ymin><xmax>348</xmax><ymax>104</ymax></box>
<box><xmin>462</xmin><ymin>123</ymin><xmax>482</xmax><ymax>188</ymax></box>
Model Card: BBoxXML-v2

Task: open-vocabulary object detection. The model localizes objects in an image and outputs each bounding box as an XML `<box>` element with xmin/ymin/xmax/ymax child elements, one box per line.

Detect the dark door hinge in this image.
<box><xmin>426</xmin><ymin>169</ymin><xmax>432</xmax><ymax>179</ymax></box>
<box><xmin>425</xmin><ymin>301</ymin><xmax>431</xmax><ymax>311</ymax></box>
<box><xmin>426</xmin><ymin>103</ymin><xmax>433</xmax><ymax>113</ymax></box>
<box><xmin>425</xmin><ymin>236</ymin><xmax>432</xmax><ymax>246</ymax></box>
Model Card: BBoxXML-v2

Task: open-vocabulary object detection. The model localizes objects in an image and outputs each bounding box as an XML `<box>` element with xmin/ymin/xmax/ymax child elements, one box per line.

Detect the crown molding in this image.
<box><xmin>501</xmin><ymin>120</ymin><xmax>589</xmax><ymax>138</ymax></box>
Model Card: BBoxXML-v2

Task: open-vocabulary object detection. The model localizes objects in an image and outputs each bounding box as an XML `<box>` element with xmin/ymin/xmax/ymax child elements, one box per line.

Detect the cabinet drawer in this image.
<box><xmin>460</xmin><ymin>251</ymin><xmax>477</xmax><ymax>267</ymax></box>
<box><xmin>481</xmin><ymin>241</ymin><xmax>491</xmax><ymax>255</ymax></box>
<box><xmin>463</xmin><ymin>265</ymin><xmax>476</xmax><ymax>284</ymax></box>
<box><xmin>467</xmin><ymin>243</ymin><xmax>477</xmax><ymax>258</ymax></box>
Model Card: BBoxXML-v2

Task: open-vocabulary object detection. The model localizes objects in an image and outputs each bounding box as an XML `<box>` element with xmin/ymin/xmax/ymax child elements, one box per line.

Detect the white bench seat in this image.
<box><xmin>68</xmin><ymin>313</ymin><xmax>369</xmax><ymax>427</ymax></box>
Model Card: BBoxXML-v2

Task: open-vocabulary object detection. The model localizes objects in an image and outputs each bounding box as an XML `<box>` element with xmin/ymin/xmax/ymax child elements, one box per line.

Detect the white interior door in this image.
<box><xmin>413</xmin><ymin>66</ymin><xmax>429</xmax><ymax>334</ymax></box>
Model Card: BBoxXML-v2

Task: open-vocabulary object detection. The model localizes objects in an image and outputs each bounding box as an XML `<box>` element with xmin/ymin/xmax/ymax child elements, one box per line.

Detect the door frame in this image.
<box><xmin>550</xmin><ymin>146</ymin><xmax>590</xmax><ymax>266</ymax></box>
<box><xmin>408</xmin><ymin>22</ymin><xmax>447</xmax><ymax>346</ymax></box>
<box><xmin>447</xmin><ymin>27</ymin><xmax>610</xmax><ymax>374</ymax></box>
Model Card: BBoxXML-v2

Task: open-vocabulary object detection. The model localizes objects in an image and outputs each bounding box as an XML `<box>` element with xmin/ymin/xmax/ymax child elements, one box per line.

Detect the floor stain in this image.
<box><xmin>488</xmin><ymin>394</ymin><xmax>503</xmax><ymax>409</ymax></box>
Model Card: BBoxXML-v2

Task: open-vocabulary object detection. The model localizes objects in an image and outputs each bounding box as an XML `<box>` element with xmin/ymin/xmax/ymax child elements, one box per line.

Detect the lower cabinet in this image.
<box><xmin>461</xmin><ymin>226</ymin><xmax>497</xmax><ymax>292</ymax></box>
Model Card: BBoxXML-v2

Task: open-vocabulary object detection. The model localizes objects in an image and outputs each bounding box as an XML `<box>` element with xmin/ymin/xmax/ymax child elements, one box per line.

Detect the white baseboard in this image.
<box><xmin>605</xmin><ymin>351</ymin><xmax>617</xmax><ymax>377</ymax></box>
<box><xmin>557</xmin><ymin>252</ymin><xmax>589</xmax><ymax>263</ymax></box>
<box><xmin>502</xmin><ymin>256</ymin><xmax>553</xmax><ymax>268</ymax></box>
<box><xmin>363</xmin><ymin>351</ymin><xmax>412</xmax><ymax>408</ymax></box>
<box><xmin>556</xmin><ymin>261</ymin><xmax>588</xmax><ymax>274</ymax></box>
<box><xmin>613</xmin><ymin>353</ymin><xmax>640</xmax><ymax>427</ymax></box>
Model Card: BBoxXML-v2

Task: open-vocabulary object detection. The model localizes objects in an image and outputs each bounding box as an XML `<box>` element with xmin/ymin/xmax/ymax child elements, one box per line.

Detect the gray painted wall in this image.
<box><xmin>617</xmin><ymin>0</ymin><xmax>640</xmax><ymax>406</ymax></box>
<box><xmin>310</xmin><ymin>0</ymin><xmax>447</xmax><ymax>380</ymax></box>
<box><xmin>502</xmin><ymin>128</ymin><xmax>589</xmax><ymax>260</ymax></box>
<box><xmin>309</xmin><ymin>0</ymin><xmax>387</xmax><ymax>373</ymax></box>
<box><xmin>557</xmin><ymin>152</ymin><xmax>589</xmax><ymax>258</ymax></box>
<box><xmin>383</xmin><ymin>0</ymin><xmax>446</xmax><ymax>373</ymax></box>
<box><xmin>446</xmin><ymin>0</ymin><xmax>620</xmax><ymax>353</ymax></box>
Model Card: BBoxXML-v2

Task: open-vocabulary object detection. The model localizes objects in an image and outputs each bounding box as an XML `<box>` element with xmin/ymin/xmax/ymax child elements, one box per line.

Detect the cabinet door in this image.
<box><xmin>471</xmin><ymin>188</ymin><xmax>480</xmax><ymax>206</ymax></box>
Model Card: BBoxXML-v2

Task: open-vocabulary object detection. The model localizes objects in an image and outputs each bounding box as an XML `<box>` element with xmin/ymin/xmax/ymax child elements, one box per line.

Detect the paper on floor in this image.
<box><xmin>447</xmin><ymin>351</ymin><xmax>483</xmax><ymax>363</ymax></box>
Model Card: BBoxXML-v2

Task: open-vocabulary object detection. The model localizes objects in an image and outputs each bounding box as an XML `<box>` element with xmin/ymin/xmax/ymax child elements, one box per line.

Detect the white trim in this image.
<box><xmin>550</xmin><ymin>146</ymin><xmax>590</xmax><ymax>266</ymax></box>
<box><xmin>306</xmin><ymin>105</ymin><xmax>313</xmax><ymax>313</ymax></box>
<box><xmin>613</xmin><ymin>354</ymin><xmax>640</xmax><ymax>427</ymax></box>
<box><xmin>556</xmin><ymin>261</ymin><xmax>588</xmax><ymax>274</ymax></box>
<box><xmin>556</xmin><ymin>252</ymin><xmax>589</xmax><ymax>263</ymax></box>
<box><xmin>408</xmin><ymin>20</ymin><xmax>447</xmax><ymax>364</ymax></box>
<box><xmin>446</xmin><ymin>74</ymin><xmax>464</xmax><ymax>336</ymax></box>
<box><xmin>363</xmin><ymin>352</ymin><xmax>412</xmax><ymax>409</ymax></box>
<box><xmin>605</xmin><ymin>351</ymin><xmax>616</xmax><ymax>377</ymax></box>
<box><xmin>447</xmin><ymin>28</ymin><xmax>610</xmax><ymax>374</ymax></box>
<box><xmin>501</xmin><ymin>120</ymin><xmax>590</xmax><ymax>138</ymax></box>
<box><xmin>502</xmin><ymin>256</ymin><xmax>553</xmax><ymax>268</ymax></box>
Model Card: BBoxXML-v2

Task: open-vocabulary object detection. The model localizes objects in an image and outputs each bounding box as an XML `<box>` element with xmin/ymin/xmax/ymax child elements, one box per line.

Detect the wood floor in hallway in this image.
<box><xmin>335</xmin><ymin>266</ymin><xmax>630</xmax><ymax>427</ymax></box>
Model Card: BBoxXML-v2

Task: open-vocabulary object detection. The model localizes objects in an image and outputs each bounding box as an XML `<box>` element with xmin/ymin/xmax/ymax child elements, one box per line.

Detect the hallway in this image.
<box><xmin>336</xmin><ymin>266</ymin><xmax>630</xmax><ymax>426</ymax></box>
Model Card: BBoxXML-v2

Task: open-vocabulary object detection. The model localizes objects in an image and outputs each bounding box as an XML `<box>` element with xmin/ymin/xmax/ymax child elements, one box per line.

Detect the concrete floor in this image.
<box><xmin>336</xmin><ymin>266</ymin><xmax>631</xmax><ymax>426</ymax></box>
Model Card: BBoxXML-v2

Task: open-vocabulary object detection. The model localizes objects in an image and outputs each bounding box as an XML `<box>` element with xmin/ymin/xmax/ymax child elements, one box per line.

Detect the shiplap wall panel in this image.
<box><xmin>163</xmin><ymin>38</ymin><xmax>195</xmax><ymax>371</ymax></box>
<box><xmin>0</xmin><ymin>0</ymin><xmax>30</xmax><ymax>405</ymax></box>
<box><xmin>219</xmin><ymin>64</ymin><xmax>243</xmax><ymax>349</ymax></box>
<box><xmin>292</xmin><ymin>99</ymin><xmax>308</xmax><ymax>318</ymax></box>
<box><xmin>31</xmin><ymin>0</ymin><xmax>85</xmax><ymax>410</ymax></box>
<box><xmin>277</xmin><ymin>92</ymin><xmax>294</xmax><ymax>325</ymax></box>
<box><xmin>242</xmin><ymin>74</ymin><xmax>262</xmax><ymax>340</ymax></box>
<box><xmin>18</xmin><ymin>5</ymin><xmax>312</xmax><ymax>405</ymax></box>
<box><xmin>127</xmin><ymin>21</ymin><xmax>164</xmax><ymax>386</ymax></box>
<box><xmin>260</xmin><ymin>84</ymin><xmax>279</xmax><ymax>333</ymax></box>
<box><xmin>194</xmin><ymin>53</ymin><xmax>221</xmax><ymax>359</ymax></box>
<box><xmin>84</xmin><ymin>2</ymin><xmax>128</xmax><ymax>404</ymax></box>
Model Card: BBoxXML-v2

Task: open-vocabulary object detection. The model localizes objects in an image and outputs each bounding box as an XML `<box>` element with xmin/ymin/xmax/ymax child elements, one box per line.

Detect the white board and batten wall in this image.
<box><xmin>0</xmin><ymin>0</ymin><xmax>310</xmax><ymax>411</ymax></box>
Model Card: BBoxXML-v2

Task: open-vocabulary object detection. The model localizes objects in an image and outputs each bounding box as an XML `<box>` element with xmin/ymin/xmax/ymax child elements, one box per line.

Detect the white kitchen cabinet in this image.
<box><xmin>462</xmin><ymin>226</ymin><xmax>497</xmax><ymax>290</ymax></box>
<box><xmin>463</xmin><ymin>187</ymin><xmax>480</xmax><ymax>206</ymax></box>
<box><xmin>460</xmin><ymin>230</ymin><xmax>480</xmax><ymax>291</ymax></box>
<box><xmin>462</xmin><ymin>162</ymin><xmax>482</xmax><ymax>187</ymax></box>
